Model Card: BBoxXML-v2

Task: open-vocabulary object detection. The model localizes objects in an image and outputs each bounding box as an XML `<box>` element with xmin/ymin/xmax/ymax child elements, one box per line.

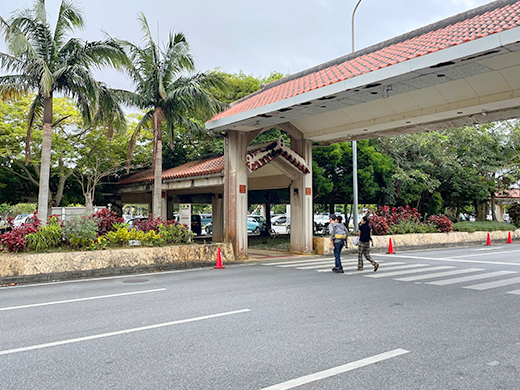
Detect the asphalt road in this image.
<box><xmin>1</xmin><ymin>245</ymin><xmax>520</xmax><ymax>389</ymax></box>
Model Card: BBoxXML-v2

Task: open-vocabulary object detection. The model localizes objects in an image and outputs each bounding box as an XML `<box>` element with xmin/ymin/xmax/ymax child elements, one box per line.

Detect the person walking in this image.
<box><xmin>357</xmin><ymin>216</ymin><xmax>379</xmax><ymax>272</ymax></box>
<box><xmin>329</xmin><ymin>214</ymin><xmax>348</xmax><ymax>273</ymax></box>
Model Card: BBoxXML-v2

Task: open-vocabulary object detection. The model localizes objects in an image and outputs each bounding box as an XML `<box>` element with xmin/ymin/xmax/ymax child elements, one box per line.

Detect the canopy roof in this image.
<box><xmin>207</xmin><ymin>0</ymin><xmax>520</xmax><ymax>143</ymax></box>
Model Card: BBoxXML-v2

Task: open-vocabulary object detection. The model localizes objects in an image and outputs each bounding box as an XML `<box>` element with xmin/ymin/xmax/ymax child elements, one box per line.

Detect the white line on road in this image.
<box><xmin>426</xmin><ymin>271</ymin><xmax>517</xmax><ymax>286</ymax></box>
<box><xmin>0</xmin><ymin>288</ymin><xmax>166</xmax><ymax>312</ymax></box>
<box><xmin>374</xmin><ymin>253</ymin><xmax>520</xmax><ymax>266</ymax></box>
<box><xmin>366</xmin><ymin>266</ymin><xmax>454</xmax><ymax>278</ymax></box>
<box><xmin>463</xmin><ymin>276</ymin><xmax>520</xmax><ymax>290</ymax></box>
<box><xmin>395</xmin><ymin>268</ymin><xmax>484</xmax><ymax>282</ymax></box>
<box><xmin>262</xmin><ymin>258</ymin><xmax>334</xmax><ymax>266</ymax></box>
<box><xmin>259</xmin><ymin>348</ymin><xmax>409</xmax><ymax>390</ymax></box>
<box><xmin>0</xmin><ymin>309</ymin><xmax>251</xmax><ymax>356</ymax></box>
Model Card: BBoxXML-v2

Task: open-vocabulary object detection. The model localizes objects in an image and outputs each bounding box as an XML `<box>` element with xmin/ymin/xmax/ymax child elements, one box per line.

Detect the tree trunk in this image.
<box><xmin>85</xmin><ymin>192</ymin><xmax>94</xmax><ymax>215</ymax></box>
<box><xmin>37</xmin><ymin>95</ymin><xmax>53</xmax><ymax>224</ymax></box>
<box><xmin>152</xmin><ymin>108</ymin><xmax>164</xmax><ymax>218</ymax></box>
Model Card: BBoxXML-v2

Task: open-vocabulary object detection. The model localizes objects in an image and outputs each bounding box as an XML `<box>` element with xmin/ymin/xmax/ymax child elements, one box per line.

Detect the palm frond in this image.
<box><xmin>126</xmin><ymin>109</ymin><xmax>153</xmax><ymax>171</ymax></box>
<box><xmin>54</xmin><ymin>0</ymin><xmax>85</xmax><ymax>48</ymax></box>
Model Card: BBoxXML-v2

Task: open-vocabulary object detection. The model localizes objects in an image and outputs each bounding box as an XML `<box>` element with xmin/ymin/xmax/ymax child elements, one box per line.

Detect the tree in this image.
<box><xmin>119</xmin><ymin>13</ymin><xmax>228</xmax><ymax>217</ymax></box>
<box><xmin>312</xmin><ymin>140</ymin><xmax>395</xmax><ymax>216</ymax></box>
<box><xmin>0</xmin><ymin>0</ymin><xmax>128</xmax><ymax>223</ymax></box>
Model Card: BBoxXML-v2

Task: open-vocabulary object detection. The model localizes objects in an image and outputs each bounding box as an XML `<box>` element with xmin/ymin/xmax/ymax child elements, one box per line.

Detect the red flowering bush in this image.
<box><xmin>368</xmin><ymin>206</ymin><xmax>452</xmax><ymax>235</ymax></box>
<box><xmin>91</xmin><ymin>209</ymin><xmax>123</xmax><ymax>236</ymax></box>
<box><xmin>134</xmin><ymin>216</ymin><xmax>178</xmax><ymax>233</ymax></box>
<box><xmin>428</xmin><ymin>215</ymin><xmax>453</xmax><ymax>233</ymax></box>
<box><xmin>0</xmin><ymin>212</ymin><xmax>41</xmax><ymax>253</ymax></box>
<box><xmin>370</xmin><ymin>214</ymin><xmax>390</xmax><ymax>235</ymax></box>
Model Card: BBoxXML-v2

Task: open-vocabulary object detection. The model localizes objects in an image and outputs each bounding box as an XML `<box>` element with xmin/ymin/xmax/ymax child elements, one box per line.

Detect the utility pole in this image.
<box><xmin>351</xmin><ymin>0</ymin><xmax>363</xmax><ymax>231</ymax></box>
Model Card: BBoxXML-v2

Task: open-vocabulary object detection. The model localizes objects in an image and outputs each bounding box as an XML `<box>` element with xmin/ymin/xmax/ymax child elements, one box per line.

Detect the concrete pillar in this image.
<box><xmin>495</xmin><ymin>204</ymin><xmax>504</xmax><ymax>222</ymax></box>
<box><xmin>289</xmin><ymin>137</ymin><xmax>313</xmax><ymax>254</ymax></box>
<box><xmin>224</xmin><ymin>131</ymin><xmax>249</xmax><ymax>258</ymax></box>
<box><xmin>212</xmin><ymin>193</ymin><xmax>224</xmax><ymax>242</ymax></box>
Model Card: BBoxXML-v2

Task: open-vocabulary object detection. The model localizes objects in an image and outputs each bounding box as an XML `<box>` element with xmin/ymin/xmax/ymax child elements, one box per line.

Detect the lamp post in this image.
<box><xmin>351</xmin><ymin>0</ymin><xmax>363</xmax><ymax>232</ymax></box>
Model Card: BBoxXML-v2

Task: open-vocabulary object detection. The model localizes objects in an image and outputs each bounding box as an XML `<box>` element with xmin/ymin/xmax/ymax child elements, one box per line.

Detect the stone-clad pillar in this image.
<box><xmin>224</xmin><ymin>131</ymin><xmax>249</xmax><ymax>258</ymax></box>
<box><xmin>289</xmin><ymin>137</ymin><xmax>313</xmax><ymax>254</ymax></box>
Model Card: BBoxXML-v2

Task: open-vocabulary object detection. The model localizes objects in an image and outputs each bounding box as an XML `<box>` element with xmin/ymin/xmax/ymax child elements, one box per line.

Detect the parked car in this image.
<box><xmin>200</xmin><ymin>214</ymin><xmax>212</xmax><ymax>231</ymax></box>
<box><xmin>205</xmin><ymin>217</ymin><xmax>262</xmax><ymax>235</ymax></box>
<box><xmin>272</xmin><ymin>215</ymin><xmax>288</xmax><ymax>225</ymax></box>
<box><xmin>248</xmin><ymin>215</ymin><xmax>267</xmax><ymax>231</ymax></box>
<box><xmin>127</xmin><ymin>216</ymin><xmax>147</xmax><ymax>227</ymax></box>
<box><xmin>12</xmin><ymin>214</ymin><xmax>31</xmax><ymax>228</ymax></box>
<box><xmin>247</xmin><ymin>217</ymin><xmax>262</xmax><ymax>234</ymax></box>
<box><xmin>314</xmin><ymin>214</ymin><xmax>330</xmax><ymax>235</ymax></box>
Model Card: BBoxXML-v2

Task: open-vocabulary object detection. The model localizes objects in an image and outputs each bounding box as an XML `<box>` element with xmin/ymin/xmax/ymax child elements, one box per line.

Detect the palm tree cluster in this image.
<box><xmin>0</xmin><ymin>0</ymin><xmax>227</xmax><ymax>222</ymax></box>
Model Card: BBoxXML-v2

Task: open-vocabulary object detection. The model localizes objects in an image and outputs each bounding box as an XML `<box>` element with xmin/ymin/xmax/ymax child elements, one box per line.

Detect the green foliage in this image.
<box><xmin>508</xmin><ymin>203</ymin><xmax>520</xmax><ymax>228</ymax></box>
<box><xmin>62</xmin><ymin>217</ymin><xmax>98</xmax><ymax>249</ymax></box>
<box><xmin>158</xmin><ymin>223</ymin><xmax>193</xmax><ymax>245</ymax></box>
<box><xmin>209</xmin><ymin>69</ymin><xmax>284</xmax><ymax>104</ymax></box>
<box><xmin>452</xmin><ymin>221</ymin><xmax>513</xmax><ymax>233</ymax></box>
<box><xmin>25</xmin><ymin>218</ymin><xmax>63</xmax><ymax>252</ymax></box>
<box><xmin>10</xmin><ymin>203</ymin><xmax>37</xmax><ymax>216</ymax></box>
<box><xmin>388</xmin><ymin>220</ymin><xmax>439</xmax><ymax>235</ymax></box>
<box><xmin>99</xmin><ymin>226</ymin><xmax>164</xmax><ymax>247</ymax></box>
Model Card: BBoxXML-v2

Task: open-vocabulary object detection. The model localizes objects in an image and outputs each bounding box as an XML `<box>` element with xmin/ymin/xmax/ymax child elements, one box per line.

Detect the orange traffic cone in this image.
<box><xmin>214</xmin><ymin>247</ymin><xmax>225</xmax><ymax>269</ymax></box>
<box><xmin>387</xmin><ymin>238</ymin><xmax>396</xmax><ymax>254</ymax></box>
<box><xmin>507</xmin><ymin>231</ymin><xmax>513</xmax><ymax>244</ymax></box>
<box><xmin>486</xmin><ymin>233</ymin><xmax>492</xmax><ymax>246</ymax></box>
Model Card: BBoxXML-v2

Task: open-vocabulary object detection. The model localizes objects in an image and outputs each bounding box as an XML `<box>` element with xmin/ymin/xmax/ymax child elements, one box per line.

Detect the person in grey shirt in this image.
<box><xmin>329</xmin><ymin>214</ymin><xmax>348</xmax><ymax>273</ymax></box>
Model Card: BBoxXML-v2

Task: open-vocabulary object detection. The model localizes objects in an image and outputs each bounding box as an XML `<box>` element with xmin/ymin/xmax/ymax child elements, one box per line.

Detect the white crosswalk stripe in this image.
<box><xmin>394</xmin><ymin>268</ymin><xmax>484</xmax><ymax>282</ymax></box>
<box><xmin>262</xmin><ymin>258</ymin><xmax>334</xmax><ymax>266</ymax></box>
<box><xmin>261</xmin><ymin>257</ymin><xmax>520</xmax><ymax>297</ymax></box>
<box><xmin>341</xmin><ymin>263</ymin><xmax>407</xmax><ymax>275</ymax></box>
<box><xmin>366</xmin><ymin>266</ymin><xmax>454</xmax><ymax>278</ymax></box>
<box><xmin>463</xmin><ymin>276</ymin><xmax>520</xmax><ymax>290</ymax></box>
<box><xmin>426</xmin><ymin>271</ymin><xmax>517</xmax><ymax>286</ymax></box>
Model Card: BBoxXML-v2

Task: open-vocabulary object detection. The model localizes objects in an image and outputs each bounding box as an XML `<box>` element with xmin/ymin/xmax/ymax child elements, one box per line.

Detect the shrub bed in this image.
<box><xmin>369</xmin><ymin>206</ymin><xmax>453</xmax><ymax>235</ymax></box>
<box><xmin>452</xmin><ymin>221</ymin><xmax>514</xmax><ymax>233</ymax></box>
<box><xmin>0</xmin><ymin>210</ymin><xmax>192</xmax><ymax>253</ymax></box>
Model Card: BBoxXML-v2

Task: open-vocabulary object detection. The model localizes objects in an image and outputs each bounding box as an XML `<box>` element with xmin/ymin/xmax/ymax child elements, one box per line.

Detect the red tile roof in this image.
<box><xmin>495</xmin><ymin>189</ymin><xmax>520</xmax><ymax>198</ymax></box>
<box><xmin>209</xmin><ymin>0</ymin><xmax>520</xmax><ymax>123</ymax></box>
<box><xmin>117</xmin><ymin>156</ymin><xmax>225</xmax><ymax>185</ymax></box>
<box><xmin>246</xmin><ymin>138</ymin><xmax>310</xmax><ymax>174</ymax></box>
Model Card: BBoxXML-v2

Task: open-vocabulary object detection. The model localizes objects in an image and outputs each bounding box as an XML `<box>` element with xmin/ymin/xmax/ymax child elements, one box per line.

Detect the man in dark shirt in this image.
<box><xmin>357</xmin><ymin>216</ymin><xmax>379</xmax><ymax>272</ymax></box>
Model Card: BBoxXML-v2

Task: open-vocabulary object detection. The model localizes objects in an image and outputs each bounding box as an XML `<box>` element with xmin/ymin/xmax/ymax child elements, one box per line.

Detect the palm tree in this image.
<box><xmin>0</xmin><ymin>0</ymin><xmax>128</xmax><ymax>223</ymax></box>
<box><xmin>119</xmin><ymin>13</ymin><xmax>227</xmax><ymax>217</ymax></box>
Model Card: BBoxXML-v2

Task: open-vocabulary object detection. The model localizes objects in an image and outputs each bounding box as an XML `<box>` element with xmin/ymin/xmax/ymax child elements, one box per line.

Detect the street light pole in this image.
<box><xmin>351</xmin><ymin>0</ymin><xmax>363</xmax><ymax>232</ymax></box>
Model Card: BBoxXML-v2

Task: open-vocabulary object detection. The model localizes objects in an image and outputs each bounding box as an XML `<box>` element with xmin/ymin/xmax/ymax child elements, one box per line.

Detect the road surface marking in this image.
<box><xmin>449</xmin><ymin>249</ymin><xmax>520</xmax><ymax>258</ymax></box>
<box><xmin>0</xmin><ymin>289</ymin><xmax>166</xmax><ymax>312</ymax></box>
<box><xmin>395</xmin><ymin>268</ymin><xmax>484</xmax><ymax>282</ymax></box>
<box><xmin>426</xmin><ymin>271</ymin><xmax>517</xmax><ymax>286</ymax></box>
<box><xmin>341</xmin><ymin>263</ymin><xmax>405</xmax><ymax>275</ymax></box>
<box><xmin>463</xmin><ymin>276</ymin><xmax>520</xmax><ymax>290</ymax></box>
<box><xmin>506</xmin><ymin>289</ymin><xmax>520</xmax><ymax>295</ymax></box>
<box><xmin>259</xmin><ymin>348</ymin><xmax>409</xmax><ymax>390</ymax></box>
<box><xmin>0</xmin><ymin>309</ymin><xmax>251</xmax><ymax>356</ymax></box>
<box><xmin>366</xmin><ymin>266</ymin><xmax>454</xmax><ymax>278</ymax></box>
<box><xmin>263</xmin><ymin>258</ymin><xmax>334</xmax><ymax>266</ymax></box>
<box><xmin>318</xmin><ymin>262</ymin><xmax>417</xmax><ymax>273</ymax></box>
<box><xmin>374</xmin><ymin>253</ymin><xmax>520</xmax><ymax>266</ymax></box>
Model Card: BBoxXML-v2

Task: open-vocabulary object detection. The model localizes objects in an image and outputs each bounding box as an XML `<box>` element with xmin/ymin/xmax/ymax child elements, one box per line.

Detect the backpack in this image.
<box><xmin>333</xmin><ymin>222</ymin><xmax>347</xmax><ymax>239</ymax></box>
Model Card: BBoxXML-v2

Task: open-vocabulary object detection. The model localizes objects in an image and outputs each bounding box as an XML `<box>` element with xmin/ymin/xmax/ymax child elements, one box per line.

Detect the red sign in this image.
<box><xmin>239</xmin><ymin>185</ymin><xmax>246</xmax><ymax>194</ymax></box>
<box><xmin>305</xmin><ymin>187</ymin><xmax>311</xmax><ymax>195</ymax></box>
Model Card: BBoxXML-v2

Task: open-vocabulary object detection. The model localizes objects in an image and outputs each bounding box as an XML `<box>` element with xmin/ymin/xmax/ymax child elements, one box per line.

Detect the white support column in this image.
<box><xmin>224</xmin><ymin>131</ymin><xmax>249</xmax><ymax>258</ymax></box>
<box><xmin>289</xmin><ymin>137</ymin><xmax>313</xmax><ymax>254</ymax></box>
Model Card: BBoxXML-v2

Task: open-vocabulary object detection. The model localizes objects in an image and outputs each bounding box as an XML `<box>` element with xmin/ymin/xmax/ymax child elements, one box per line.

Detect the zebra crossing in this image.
<box><xmin>261</xmin><ymin>256</ymin><xmax>520</xmax><ymax>296</ymax></box>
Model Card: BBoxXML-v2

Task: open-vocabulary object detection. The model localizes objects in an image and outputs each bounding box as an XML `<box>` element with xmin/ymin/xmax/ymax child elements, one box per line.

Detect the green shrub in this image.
<box><xmin>388</xmin><ymin>220</ymin><xmax>439</xmax><ymax>235</ymax></box>
<box><xmin>158</xmin><ymin>223</ymin><xmax>193</xmax><ymax>244</ymax></box>
<box><xmin>452</xmin><ymin>221</ymin><xmax>514</xmax><ymax>233</ymax></box>
<box><xmin>62</xmin><ymin>216</ymin><xmax>97</xmax><ymax>249</ymax></box>
<box><xmin>25</xmin><ymin>217</ymin><xmax>63</xmax><ymax>252</ymax></box>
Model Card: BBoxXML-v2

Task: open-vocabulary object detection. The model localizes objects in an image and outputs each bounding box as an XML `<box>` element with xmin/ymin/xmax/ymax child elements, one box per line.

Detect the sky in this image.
<box><xmin>0</xmin><ymin>0</ymin><xmax>494</xmax><ymax>90</ymax></box>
